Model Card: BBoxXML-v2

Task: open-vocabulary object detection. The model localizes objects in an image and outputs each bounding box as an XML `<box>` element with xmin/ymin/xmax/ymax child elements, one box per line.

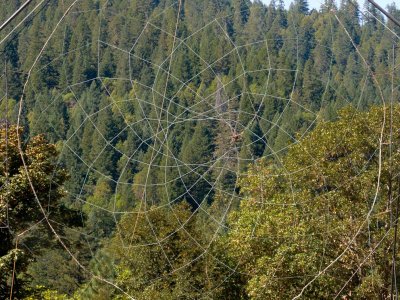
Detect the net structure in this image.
<box><xmin>1</xmin><ymin>0</ymin><xmax>400</xmax><ymax>299</ymax></box>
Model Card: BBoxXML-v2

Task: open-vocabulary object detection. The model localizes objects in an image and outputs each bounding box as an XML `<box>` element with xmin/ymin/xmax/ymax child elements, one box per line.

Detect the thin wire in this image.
<box><xmin>9</xmin><ymin>240</ymin><xmax>18</xmax><ymax>300</ymax></box>
<box><xmin>393</xmin><ymin>180</ymin><xmax>400</xmax><ymax>300</ymax></box>
<box><xmin>4</xmin><ymin>55</ymin><xmax>14</xmax><ymax>300</ymax></box>
<box><xmin>4</xmin><ymin>57</ymin><xmax>9</xmax><ymax>228</ymax></box>
<box><xmin>0</xmin><ymin>0</ymin><xmax>49</xmax><ymax>47</ymax></box>
<box><xmin>367</xmin><ymin>0</ymin><xmax>400</xmax><ymax>28</ymax></box>
<box><xmin>390</xmin><ymin>43</ymin><xmax>397</xmax><ymax>300</ymax></box>
<box><xmin>0</xmin><ymin>0</ymin><xmax>34</xmax><ymax>32</ymax></box>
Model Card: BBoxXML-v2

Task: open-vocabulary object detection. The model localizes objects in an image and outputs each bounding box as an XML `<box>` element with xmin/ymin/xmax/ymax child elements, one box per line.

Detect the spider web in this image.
<box><xmin>1</xmin><ymin>0</ymin><xmax>400</xmax><ymax>298</ymax></box>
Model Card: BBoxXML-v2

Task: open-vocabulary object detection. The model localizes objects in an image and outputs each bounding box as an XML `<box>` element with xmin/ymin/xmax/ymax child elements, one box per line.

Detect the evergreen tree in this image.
<box><xmin>293</xmin><ymin>0</ymin><xmax>309</xmax><ymax>14</ymax></box>
<box><xmin>180</xmin><ymin>121</ymin><xmax>215</xmax><ymax>208</ymax></box>
<box><xmin>232</xmin><ymin>0</ymin><xmax>251</xmax><ymax>37</ymax></box>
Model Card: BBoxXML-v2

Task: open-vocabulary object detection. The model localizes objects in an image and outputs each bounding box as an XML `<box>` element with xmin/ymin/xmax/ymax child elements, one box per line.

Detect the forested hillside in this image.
<box><xmin>1</xmin><ymin>0</ymin><xmax>400</xmax><ymax>298</ymax></box>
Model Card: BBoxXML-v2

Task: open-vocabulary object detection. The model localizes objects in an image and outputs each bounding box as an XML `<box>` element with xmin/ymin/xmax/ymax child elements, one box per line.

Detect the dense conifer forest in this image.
<box><xmin>1</xmin><ymin>0</ymin><xmax>400</xmax><ymax>298</ymax></box>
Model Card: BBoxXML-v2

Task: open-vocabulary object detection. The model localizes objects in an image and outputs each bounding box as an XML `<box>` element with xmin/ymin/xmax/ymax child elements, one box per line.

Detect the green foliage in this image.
<box><xmin>226</xmin><ymin>105</ymin><xmax>400</xmax><ymax>299</ymax></box>
<box><xmin>2</xmin><ymin>0</ymin><xmax>400</xmax><ymax>297</ymax></box>
<box><xmin>24</xmin><ymin>286</ymin><xmax>70</xmax><ymax>300</ymax></box>
<box><xmin>0</xmin><ymin>125</ymin><xmax>79</xmax><ymax>298</ymax></box>
<box><xmin>180</xmin><ymin>121</ymin><xmax>215</xmax><ymax>207</ymax></box>
<box><xmin>6</xmin><ymin>0</ymin><xmax>398</xmax><ymax>219</ymax></box>
<box><xmin>83</xmin><ymin>179</ymin><xmax>116</xmax><ymax>238</ymax></box>
<box><xmin>109</xmin><ymin>203</ymin><xmax>220</xmax><ymax>299</ymax></box>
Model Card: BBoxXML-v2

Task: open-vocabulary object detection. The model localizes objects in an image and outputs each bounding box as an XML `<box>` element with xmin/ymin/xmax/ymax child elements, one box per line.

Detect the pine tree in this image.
<box><xmin>293</xmin><ymin>0</ymin><xmax>309</xmax><ymax>14</ymax></box>
<box><xmin>232</xmin><ymin>0</ymin><xmax>251</xmax><ymax>37</ymax></box>
<box><xmin>180</xmin><ymin>121</ymin><xmax>215</xmax><ymax>208</ymax></box>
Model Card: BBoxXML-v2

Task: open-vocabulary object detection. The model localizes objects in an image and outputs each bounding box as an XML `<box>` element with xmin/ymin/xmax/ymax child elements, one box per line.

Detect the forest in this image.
<box><xmin>1</xmin><ymin>0</ymin><xmax>400</xmax><ymax>298</ymax></box>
